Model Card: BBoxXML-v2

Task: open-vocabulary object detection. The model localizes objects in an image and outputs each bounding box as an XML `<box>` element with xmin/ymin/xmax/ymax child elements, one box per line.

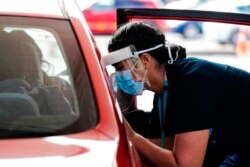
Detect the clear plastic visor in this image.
<box><xmin>102</xmin><ymin>44</ymin><xmax>161</xmax><ymax>113</ymax></box>
<box><xmin>102</xmin><ymin>45</ymin><xmax>147</xmax><ymax>113</ymax></box>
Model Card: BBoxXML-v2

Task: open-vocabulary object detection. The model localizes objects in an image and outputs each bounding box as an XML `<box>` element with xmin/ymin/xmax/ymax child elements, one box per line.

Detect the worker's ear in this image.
<box><xmin>140</xmin><ymin>53</ymin><xmax>152</xmax><ymax>69</ymax></box>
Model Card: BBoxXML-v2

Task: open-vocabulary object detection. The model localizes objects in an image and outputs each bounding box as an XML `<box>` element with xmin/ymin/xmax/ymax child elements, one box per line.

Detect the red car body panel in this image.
<box><xmin>0</xmin><ymin>131</ymin><xmax>121</xmax><ymax>166</ymax></box>
<box><xmin>0</xmin><ymin>0</ymin><xmax>140</xmax><ymax>166</ymax></box>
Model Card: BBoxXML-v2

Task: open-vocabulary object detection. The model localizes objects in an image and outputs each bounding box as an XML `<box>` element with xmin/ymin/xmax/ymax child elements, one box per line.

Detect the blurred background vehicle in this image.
<box><xmin>164</xmin><ymin>0</ymin><xmax>250</xmax><ymax>42</ymax></box>
<box><xmin>83</xmin><ymin>0</ymin><xmax>168</xmax><ymax>34</ymax></box>
<box><xmin>165</xmin><ymin>20</ymin><xmax>203</xmax><ymax>39</ymax></box>
<box><xmin>164</xmin><ymin>0</ymin><xmax>207</xmax><ymax>39</ymax></box>
<box><xmin>164</xmin><ymin>0</ymin><xmax>205</xmax><ymax>9</ymax></box>
<box><xmin>199</xmin><ymin>0</ymin><xmax>250</xmax><ymax>45</ymax></box>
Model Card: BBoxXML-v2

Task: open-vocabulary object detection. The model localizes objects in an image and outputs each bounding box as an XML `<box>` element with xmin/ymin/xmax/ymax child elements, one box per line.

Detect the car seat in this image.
<box><xmin>0</xmin><ymin>93</ymin><xmax>40</xmax><ymax>120</ymax></box>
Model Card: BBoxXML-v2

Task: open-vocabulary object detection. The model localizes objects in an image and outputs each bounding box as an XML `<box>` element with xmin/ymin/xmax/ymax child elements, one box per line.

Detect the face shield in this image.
<box><xmin>103</xmin><ymin>44</ymin><xmax>150</xmax><ymax>92</ymax></box>
<box><xmin>102</xmin><ymin>44</ymin><xmax>167</xmax><ymax>112</ymax></box>
<box><xmin>102</xmin><ymin>42</ymin><xmax>180</xmax><ymax>112</ymax></box>
<box><xmin>101</xmin><ymin>45</ymin><xmax>143</xmax><ymax>112</ymax></box>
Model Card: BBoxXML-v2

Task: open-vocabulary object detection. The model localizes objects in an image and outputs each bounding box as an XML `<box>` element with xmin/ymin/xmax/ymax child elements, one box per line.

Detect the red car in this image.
<box><xmin>0</xmin><ymin>0</ymin><xmax>140</xmax><ymax>166</ymax></box>
<box><xmin>83</xmin><ymin>0</ymin><xmax>167</xmax><ymax>34</ymax></box>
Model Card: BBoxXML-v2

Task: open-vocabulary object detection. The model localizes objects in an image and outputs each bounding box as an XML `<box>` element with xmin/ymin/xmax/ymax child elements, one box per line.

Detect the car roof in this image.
<box><xmin>0</xmin><ymin>0</ymin><xmax>66</xmax><ymax>18</ymax></box>
<box><xmin>0</xmin><ymin>0</ymin><xmax>91</xmax><ymax>19</ymax></box>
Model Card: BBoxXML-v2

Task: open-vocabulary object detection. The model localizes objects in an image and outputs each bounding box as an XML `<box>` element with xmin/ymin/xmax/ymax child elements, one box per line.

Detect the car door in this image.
<box><xmin>115</xmin><ymin>7</ymin><xmax>250</xmax><ymax>112</ymax></box>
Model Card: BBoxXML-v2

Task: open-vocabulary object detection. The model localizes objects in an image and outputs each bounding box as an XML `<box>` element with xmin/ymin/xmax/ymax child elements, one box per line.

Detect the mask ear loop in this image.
<box><xmin>166</xmin><ymin>41</ymin><xmax>173</xmax><ymax>64</ymax></box>
<box><xmin>174</xmin><ymin>45</ymin><xmax>180</xmax><ymax>61</ymax></box>
<box><xmin>127</xmin><ymin>57</ymin><xmax>144</xmax><ymax>83</ymax></box>
<box><xmin>130</xmin><ymin>57</ymin><xmax>141</xmax><ymax>71</ymax></box>
<box><xmin>141</xmin><ymin>68</ymin><xmax>148</xmax><ymax>82</ymax></box>
<box><xmin>129</xmin><ymin>58</ymin><xmax>149</xmax><ymax>83</ymax></box>
<box><xmin>166</xmin><ymin>41</ymin><xmax>180</xmax><ymax>64</ymax></box>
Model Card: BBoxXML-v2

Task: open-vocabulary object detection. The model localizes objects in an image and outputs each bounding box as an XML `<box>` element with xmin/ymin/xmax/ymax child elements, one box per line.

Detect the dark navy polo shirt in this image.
<box><xmin>149</xmin><ymin>57</ymin><xmax>250</xmax><ymax>153</ymax></box>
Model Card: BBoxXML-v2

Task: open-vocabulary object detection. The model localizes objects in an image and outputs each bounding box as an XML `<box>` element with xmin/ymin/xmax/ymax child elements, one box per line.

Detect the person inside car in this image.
<box><xmin>0</xmin><ymin>29</ymin><xmax>75</xmax><ymax>116</ymax></box>
<box><xmin>103</xmin><ymin>21</ymin><xmax>250</xmax><ymax>167</ymax></box>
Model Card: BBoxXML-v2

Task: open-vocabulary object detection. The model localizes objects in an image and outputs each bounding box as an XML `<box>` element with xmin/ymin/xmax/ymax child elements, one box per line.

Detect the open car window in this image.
<box><xmin>115</xmin><ymin>8</ymin><xmax>250</xmax><ymax>111</ymax></box>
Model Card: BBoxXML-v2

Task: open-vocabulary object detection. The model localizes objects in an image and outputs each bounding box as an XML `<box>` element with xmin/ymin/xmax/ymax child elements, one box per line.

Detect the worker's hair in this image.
<box><xmin>108</xmin><ymin>21</ymin><xmax>186</xmax><ymax>65</ymax></box>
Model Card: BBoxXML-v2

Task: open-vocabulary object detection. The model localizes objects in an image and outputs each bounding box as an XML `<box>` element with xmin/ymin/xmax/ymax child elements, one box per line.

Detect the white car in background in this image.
<box><xmin>200</xmin><ymin>0</ymin><xmax>250</xmax><ymax>45</ymax></box>
<box><xmin>165</xmin><ymin>0</ymin><xmax>206</xmax><ymax>39</ymax></box>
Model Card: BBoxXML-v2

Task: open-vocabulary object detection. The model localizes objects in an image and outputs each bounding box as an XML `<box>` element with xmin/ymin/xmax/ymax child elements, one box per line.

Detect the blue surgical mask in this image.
<box><xmin>115</xmin><ymin>70</ymin><xmax>144</xmax><ymax>95</ymax></box>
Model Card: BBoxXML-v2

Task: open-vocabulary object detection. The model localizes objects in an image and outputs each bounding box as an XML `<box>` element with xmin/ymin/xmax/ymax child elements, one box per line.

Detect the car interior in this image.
<box><xmin>0</xmin><ymin>28</ymin><xmax>78</xmax><ymax>137</ymax></box>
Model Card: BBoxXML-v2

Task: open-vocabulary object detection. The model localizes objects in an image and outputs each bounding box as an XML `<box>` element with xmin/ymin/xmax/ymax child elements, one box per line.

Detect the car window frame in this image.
<box><xmin>116</xmin><ymin>8</ymin><xmax>250</xmax><ymax>110</ymax></box>
<box><xmin>117</xmin><ymin>8</ymin><xmax>250</xmax><ymax>27</ymax></box>
<box><xmin>0</xmin><ymin>15</ymin><xmax>98</xmax><ymax>137</ymax></box>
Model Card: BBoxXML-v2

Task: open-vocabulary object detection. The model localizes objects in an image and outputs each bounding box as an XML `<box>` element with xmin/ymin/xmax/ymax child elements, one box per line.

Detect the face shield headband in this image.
<box><xmin>135</xmin><ymin>41</ymin><xmax>180</xmax><ymax>65</ymax></box>
<box><xmin>102</xmin><ymin>41</ymin><xmax>180</xmax><ymax>67</ymax></box>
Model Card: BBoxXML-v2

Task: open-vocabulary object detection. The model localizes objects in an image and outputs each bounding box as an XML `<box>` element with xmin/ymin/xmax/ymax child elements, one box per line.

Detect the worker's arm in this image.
<box><xmin>123</xmin><ymin>118</ymin><xmax>209</xmax><ymax>167</ymax></box>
